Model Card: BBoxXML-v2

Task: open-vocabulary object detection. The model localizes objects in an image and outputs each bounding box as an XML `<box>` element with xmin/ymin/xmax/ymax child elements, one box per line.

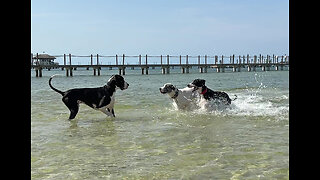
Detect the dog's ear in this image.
<box><xmin>113</xmin><ymin>74</ymin><xmax>122</xmax><ymax>79</ymax></box>
<box><xmin>107</xmin><ymin>75</ymin><xmax>117</xmax><ymax>87</ymax></box>
<box><xmin>193</xmin><ymin>79</ymin><xmax>206</xmax><ymax>87</ymax></box>
<box><xmin>200</xmin><ymin>79</ymin><xmax>206</xmax><ymax>86</ymax></box>
<box><xmin>170</xmin><ymin>85</ymin><xmax>176</xmax><ymax>90</ymax></box>
<box><xmin>108</xmin><ymin>75</ymin><xmax>115</xmax><ymax>82</ymax></box>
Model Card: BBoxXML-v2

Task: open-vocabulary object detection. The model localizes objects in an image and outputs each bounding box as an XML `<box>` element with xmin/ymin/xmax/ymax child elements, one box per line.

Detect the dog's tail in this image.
<box><xmin>231</xmin><ymin>94</ymin><xmax>238</xmax><ymax>101</ymax></box>
<box><xmin>49</xmin><ymin>74</ymin><xmax>65</xmax><ymax>96</ymax></box>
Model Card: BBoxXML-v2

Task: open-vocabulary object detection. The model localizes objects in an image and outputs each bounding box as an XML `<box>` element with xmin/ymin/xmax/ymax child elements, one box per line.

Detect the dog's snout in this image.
<box><xmin>159</xmin><ymin>87</ymin><xmax>166</xmax><ymax>94</ymax></box>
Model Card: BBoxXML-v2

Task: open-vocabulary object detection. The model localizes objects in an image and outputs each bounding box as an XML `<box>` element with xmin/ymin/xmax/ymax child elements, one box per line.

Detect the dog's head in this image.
<box><xmin>159</xmin><ymin>83</ymin><xmax>176</xmax><ymax>94</ymax></box>
<box><xmin>187</xmin><ymin>79</ymin><xmax>206</xmax><ymax>92</ymax></box>
<box><xmin>107</xmin><ymin>74</ymin><xmax>129</xmax><ymax>90</ymax></box>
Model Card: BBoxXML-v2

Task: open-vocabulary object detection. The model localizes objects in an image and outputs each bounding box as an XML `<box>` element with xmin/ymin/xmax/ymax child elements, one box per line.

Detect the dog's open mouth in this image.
<box><xmin>160</xmin><ymin>90</ymin><xmax>167</xmax><ymax>94</ymax></box>
<box><xmin>120</xmin><ymin>82</ymin><xmax>129</xmax><ymax>90</ymax></box>
<box><xmin>187</xmin><ymin>84</ymin><xmax>198</xmax><ymax>92</ymax></box>
<box><xmin>159</xmin><ymin>88</ymin><xmax>167</xmax><ymax>94</ymax></box>
<box><xmin>120</xmin><ymin>86</ymin><xmax>128</xmax><ymax>90</ymax></box>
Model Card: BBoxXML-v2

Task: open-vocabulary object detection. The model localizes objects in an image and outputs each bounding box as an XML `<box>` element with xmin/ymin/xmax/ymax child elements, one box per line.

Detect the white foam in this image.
<box><xmin>168</xmin><ymin>85</ymin><xmax>288</xmax><ymax>119</ymax></box>
<box><xmin>225</xmin><ymin>88</ymin><xmax>289</xmax><ymax>118</ymax></box>
<box><xmin>164</xmin><ymin>75</ymin><xmax>288</xmax><ymax>120</ymax></box>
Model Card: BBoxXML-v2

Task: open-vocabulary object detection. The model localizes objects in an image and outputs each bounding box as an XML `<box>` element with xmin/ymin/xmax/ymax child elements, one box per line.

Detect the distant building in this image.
<box><xmin>32</xmin><ymin>54</ymin><xmax>59</xmax><ymax>65</ymax></box>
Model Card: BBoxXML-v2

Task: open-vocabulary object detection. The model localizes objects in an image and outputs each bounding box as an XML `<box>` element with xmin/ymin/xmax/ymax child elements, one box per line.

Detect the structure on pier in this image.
<box><xmin>32</xmin><ymin>54</ymin><xmax>58</xmax><ymax>66</ymax></box>
<box><xmin>32</xmin><ymin>53</ymin><xmax>61</xmax><ymax>77</ymax></box>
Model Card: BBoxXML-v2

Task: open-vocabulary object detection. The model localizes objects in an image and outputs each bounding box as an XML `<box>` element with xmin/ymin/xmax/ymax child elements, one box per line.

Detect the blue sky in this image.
<box><xmin>31</xmin><ymin>0</ymin><xmax>288</xmax><ymax>57</ymax></box>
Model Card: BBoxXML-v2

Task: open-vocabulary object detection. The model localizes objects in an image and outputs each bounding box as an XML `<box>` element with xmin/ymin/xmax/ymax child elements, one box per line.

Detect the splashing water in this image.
<box><xmin>167</xmin><ymin>73</ymin><xmax>288</xmax><ymax>120</ymax></box>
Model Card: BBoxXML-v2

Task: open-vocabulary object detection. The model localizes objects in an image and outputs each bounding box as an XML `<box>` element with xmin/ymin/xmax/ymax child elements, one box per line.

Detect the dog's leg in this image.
<box><xmin>62</xmin><ymin>97</ymin><xmax>79</xmax><ymax>120</ymax></box>
<box><xmin>99</xmin><ymin>108</ymin><xmax>114</xmax><ymax>117</ymax></box>
<box><xmin>106</xmin><ymin>108</ymin><xmax>116</xmax><ymax>117</ymax></box>
<box><xmin>111</xmin><ymin>108</ymin><xmax>115</xmax><ymax>117</ymax></box>
<box><xmin>66</xmin><ymin>103</ymin><xmax>79</xmax><ymax>120</ymax></box>
<box><xmin>68</xmin><ymin>106</ymin><xmax>79</xmax><ymax>120</ymax></box>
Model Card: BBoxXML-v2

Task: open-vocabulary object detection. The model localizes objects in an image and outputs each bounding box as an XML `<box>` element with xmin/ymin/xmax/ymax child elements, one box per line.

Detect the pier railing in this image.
<box><xmin>31</xmin><ymin>53</ymin><xmax>289</xmax><ymax>77</ymax></box>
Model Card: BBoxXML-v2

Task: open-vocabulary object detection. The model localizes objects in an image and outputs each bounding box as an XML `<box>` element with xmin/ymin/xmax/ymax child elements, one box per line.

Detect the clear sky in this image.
<box><xmin>31</xmin><ymin>0</ymin><xmax>289</xmax><ymax>56</ymax></box>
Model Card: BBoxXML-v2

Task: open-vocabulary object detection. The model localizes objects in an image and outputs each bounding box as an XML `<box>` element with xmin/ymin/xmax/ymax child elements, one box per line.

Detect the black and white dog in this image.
<box><xmin>49</xmin><ymin>74</ymin><xmax>129</xmax><ymax>119</ymax></box>
<box><xmin>187</xmin><ymin>79</ymin><xmax>236</xmax><ymax>105</ymax></box>
<box><xmin>159</xmin><ymin>83</ymin><xmax>197</xmax><ymax>110</ymax></box>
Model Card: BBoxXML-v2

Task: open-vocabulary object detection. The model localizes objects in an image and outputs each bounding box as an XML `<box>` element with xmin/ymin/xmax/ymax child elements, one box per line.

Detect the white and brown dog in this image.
<box><xmin>159</xmin><ymin>83</ymin><xmax>198</xmax><ymax>110</ymax></box>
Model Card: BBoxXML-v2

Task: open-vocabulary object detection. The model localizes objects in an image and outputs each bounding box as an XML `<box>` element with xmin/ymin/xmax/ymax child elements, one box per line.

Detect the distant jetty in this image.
<box><xmin>31</xmin><ymin>53</ymin><xmax>289</xmax><ymax>77</ymax></box>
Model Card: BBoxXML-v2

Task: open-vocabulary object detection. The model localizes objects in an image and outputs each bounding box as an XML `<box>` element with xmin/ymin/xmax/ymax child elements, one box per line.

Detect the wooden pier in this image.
<box><xmin>31</xmin><ymin>53</ymin><xmax>289</xmax><ymax>77</ymax></box>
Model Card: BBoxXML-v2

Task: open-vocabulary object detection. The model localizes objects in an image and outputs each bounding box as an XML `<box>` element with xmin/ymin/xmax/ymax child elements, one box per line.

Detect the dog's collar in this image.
<box><xmin>201</xmin><ymin>87</ymin><xmax>208</xmax><ymax>95</ymax></box>
<box><xmin>171</xmin><ymin>89</ymin><xmax>179</xmax><ymax>99</ymax></box>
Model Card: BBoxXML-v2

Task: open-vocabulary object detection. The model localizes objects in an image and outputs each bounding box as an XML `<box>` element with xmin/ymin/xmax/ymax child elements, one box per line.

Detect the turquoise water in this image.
<box><xmin>31</xmin><ymin>67</ymin><xmax>289</xmax><ymax>179</ymax></box>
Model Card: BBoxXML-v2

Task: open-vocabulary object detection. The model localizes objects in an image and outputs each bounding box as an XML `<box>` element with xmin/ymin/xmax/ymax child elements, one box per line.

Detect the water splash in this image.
<box><xmin>168</xmin><ymin>82</ymin><xmax>288</xmax><ymax>120</ymax></box>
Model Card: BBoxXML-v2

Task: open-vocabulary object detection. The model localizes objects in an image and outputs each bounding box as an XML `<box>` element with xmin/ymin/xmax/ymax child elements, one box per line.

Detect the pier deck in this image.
<box><xmin>31</xmin><ymin>54</ymin><xmax>289</xmax><ymax>77</ymax></box>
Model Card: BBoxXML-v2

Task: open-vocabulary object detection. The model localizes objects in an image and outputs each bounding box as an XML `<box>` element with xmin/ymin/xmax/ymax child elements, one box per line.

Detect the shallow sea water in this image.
<box><xmin>31</xmin><ymin>67</ymin><xmax>289</xmax><ymax>179</ymax></box>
